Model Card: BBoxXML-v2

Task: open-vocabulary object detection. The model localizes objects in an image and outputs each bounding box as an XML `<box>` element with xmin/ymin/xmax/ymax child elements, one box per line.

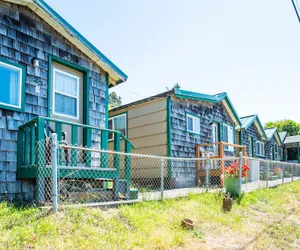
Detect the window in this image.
<box><xmin>248</xmin><ymin>136</ymin><xmax>253</xmax><ymax>156</ymax></box>
<box><xmin>223</xmin><ymin>124</ymin><xmax>234</xmax><ymax>151</ymax></box>
<box><xmin>108</xmin><ymin>113</ymin><xmax>127</xmax><ymax>140</ymax></box>
<box><xmin>0</xmin><ymin>60</ymin><xmax>24</xmax><ymax>111</ymax></box>
<box><xmin>212</xmin><ymin>123</ymin><xmax>219</xmax><ymax>143</ymax></box>
<box><xmin>186</xmin><ymin>114</ymin><xmax>200</xmax><ymax>134</ymax></box>
<box><xmin>53</xmin><ymin>68</ymin><xmax>79</xmax><ymax>119</ymax></box>
<box><xmin>255</xmin><ymin>141</ymin><xmax>265</xmax><ymax>156</ymax></box>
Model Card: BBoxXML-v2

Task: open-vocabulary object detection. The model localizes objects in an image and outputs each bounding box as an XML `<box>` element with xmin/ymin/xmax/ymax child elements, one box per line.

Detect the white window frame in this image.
<box><xmin>186</xmin><ymin>114</ymin><xmax>201</xmax><ymax>135</ymax></box>
<box><xmin>223</xmin><ymin>124</ymin><xmax>234</xmax><ymax>152</ymax></box>
<box><xmin>108</xmin><ymin>113</ymin><xmax>127</xmax><ymax>141</ymax></box>
<box><xmin>0</xmin><ymin>61</ymin><xmax>23</xmax><ymax>110</ymax></box>
<box><xmin>255</xmin><ymin>141</ymin><xmax>265</xmax><ymax>157</ymax></box>
<box><xmin>52</xmin><ymin>67</ymin><xmax>80</xmax><ymax>119</ymax></box>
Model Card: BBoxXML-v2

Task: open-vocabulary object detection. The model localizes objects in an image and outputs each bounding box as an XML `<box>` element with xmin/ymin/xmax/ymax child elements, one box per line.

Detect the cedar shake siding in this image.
<box><xmin>242</xmin><ymin>123</ymin><xmax>265</xmax><ymax>158</ymax></box>
<box><xmin>0</xmin><ymin>2</ymin><xmax>108</xmax><ymax>201</ymax></box>
<box><xmin>265</xmin><ymin>137</ymin><xmax>282</xmax><ymax>161</ymax></box>
<box><xmin>170</xmin><ymin>97</ymin><xmax>236</xmax><ymax>187</ymax></box>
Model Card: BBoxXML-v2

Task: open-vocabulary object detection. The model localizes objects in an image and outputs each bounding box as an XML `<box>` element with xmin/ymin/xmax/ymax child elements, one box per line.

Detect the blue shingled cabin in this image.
<box><xmin>0</xmin><ymin>0</ymin><xmax>135</xmax><ymax>201</ymax></box>
<box><xmin>239</xmin><ymin>115</ymin><xmax>268</xmax><ymax>158</ymax></box>
<box><xmin>109</xmin><ymin>88</ymin><xmax>244</xmax><ymax>188</ymax></box>
<box><xmin>281</xmin><ymin>134</ymin><xmax>300</xmax><ymax>163</ymax></box>
<box><xmin>264</xmin><ymin>128</ymin><xmax>283</xmax><ymax>161</ymax></box>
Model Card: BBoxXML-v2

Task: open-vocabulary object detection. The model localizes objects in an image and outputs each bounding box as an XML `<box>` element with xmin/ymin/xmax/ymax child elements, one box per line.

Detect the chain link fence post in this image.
<box><xmin>206</xmin><ymin>159</ymin><xmax>210</xmax><ymax>193</ymax></box>
<box><xmin>282</xmin><ymin>164</ymin><xmax>285</xmax><ymax>185</ymax></box>
<box><xmin>238</xmin><ymin>151</ymin><xmax>243</xmax><ymax>196</ymax></box>
<box><xmin>266</xmin><ymin>161</ymin><xmax>269</xmax><ymax>189</ymax></box>
<box><xmin>51</xmin><ymin>133</ymin><xmax>58</xmax><ymax>213</ymax></box>
<box><xmin>160</xmin><ymin>159</ymin><xmax>164</xmax><ymax>200</ymax></box>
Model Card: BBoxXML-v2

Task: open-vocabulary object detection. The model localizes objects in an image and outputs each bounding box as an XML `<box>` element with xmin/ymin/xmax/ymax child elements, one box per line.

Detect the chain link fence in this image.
<box><xmin>35</xmin><ymin>134</ymin><xmax>300</xmax><ymax>211</ymax></box>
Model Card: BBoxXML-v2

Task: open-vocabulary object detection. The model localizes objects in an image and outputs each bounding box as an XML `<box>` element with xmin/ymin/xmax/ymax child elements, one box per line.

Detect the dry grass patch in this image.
<box><xmin>0</xmin><ymin>181</ymin><xmax>299</xmax><ymax>249</ymax></box>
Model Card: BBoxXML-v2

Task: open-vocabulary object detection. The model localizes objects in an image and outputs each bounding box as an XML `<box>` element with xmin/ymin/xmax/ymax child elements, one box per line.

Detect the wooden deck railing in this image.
<box><xmin>196</xmin><ymin>142</ymin><xmax>247</xmax><ymax>187</ymax></box>
<box><xmin>17</xmin><ymin>116</ymin><xmax>135</xmax><ymax>179</ymax></box>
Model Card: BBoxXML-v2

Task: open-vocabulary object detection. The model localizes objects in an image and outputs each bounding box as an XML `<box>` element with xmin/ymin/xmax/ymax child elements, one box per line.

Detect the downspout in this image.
<box><xmin>298</xmin><ymin>143</ymin><xmax>300</xmax><ymax>163</ymax></box>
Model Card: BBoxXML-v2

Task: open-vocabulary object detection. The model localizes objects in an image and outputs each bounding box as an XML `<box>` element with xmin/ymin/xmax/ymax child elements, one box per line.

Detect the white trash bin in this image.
<box><xmin>248</xmin><ymin>159</ymin><xmax>260</xmax><ymax>182</ymax></box>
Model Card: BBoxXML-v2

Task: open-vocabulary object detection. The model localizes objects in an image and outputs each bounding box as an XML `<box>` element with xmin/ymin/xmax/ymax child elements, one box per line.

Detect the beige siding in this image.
<box><xmin>130</xmin><ymin>134</ymin><xmax>167</xmax><ymax>148</ymax></box>
<box><xmin>133</xmin><ymin>145</ymin><xmax>168</xmax><ymax>156</ymax></box>
<box><xmin>129</xmin><ymin>122</ymin><xmax>167</xmax><ymax>139</ymax></box>
<box><xmin>129</xmin><ymin>110</ymin><xmax>166</xmax><ymax>128</ymax></box>
<box><xmin>128</xmin><ymin>99</ymin><xmax>167</xmax><ymax>119</ymax></box>
<box><xmin>108</xmin><ymin>98</ymin><xmax>168</xmax><ymax>158</ymax></box>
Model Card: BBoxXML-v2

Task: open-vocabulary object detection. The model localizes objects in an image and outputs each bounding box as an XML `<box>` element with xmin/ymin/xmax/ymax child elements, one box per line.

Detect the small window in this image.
<box><xmin>248</xmin><ymin>136</ymin><xmax>253</xmax><ymax>156</ymax></box>
<box><xmin>53</xmin><ymin>68</ymin><xmax>79</xmax><ymax>119</ymax></box>
<box><xmin>186</xmin><ymin>114</ymin><xmax>200</xmax><ymax>134</ymax></box>
<box><xmin>108</xmin><ymin>113</ymin><xmax>127</xmax><ymax>140</ymax></box>
<box><xmin>255</xmin><ymin>141</ymin><xmax>265</xmax><ymax>156</ymax></box>
<box><xmin>0</xmin><ymin>60</ymin><xmax>24</xmax><ymax>111</ymax></box>
<box><xmin>223</xmin><ymin>124</ymin><xmax>234</xmax><ymax>151</ymax></box>
<box><xmin>212</xmin><ymin>123</ymin><xmax>218</xmax><ymax>143</ymax></box>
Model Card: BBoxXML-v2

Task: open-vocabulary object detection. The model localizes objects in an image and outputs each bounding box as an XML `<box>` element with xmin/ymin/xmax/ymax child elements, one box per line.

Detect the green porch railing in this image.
<box><xmin>17</xmin><ymin>116</ymin><xmax>135</xmax><ymax>182</ymax></box>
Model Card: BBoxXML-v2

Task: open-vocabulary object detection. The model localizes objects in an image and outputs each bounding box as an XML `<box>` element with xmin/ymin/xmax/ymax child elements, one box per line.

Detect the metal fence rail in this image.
<box><xmin>36</xmin><ymin>134</ymin><xmax>300</xmax><ymax>212</ymax></box>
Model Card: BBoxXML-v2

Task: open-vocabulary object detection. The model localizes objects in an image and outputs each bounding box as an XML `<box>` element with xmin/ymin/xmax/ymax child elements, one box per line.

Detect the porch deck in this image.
<box><xmin>17</xmin><ymin>116</ymin><xmax>136</xmax><ymax>202</ymax></box>
<box><xmin>196</xmin><ymin>142</ymin><xmax>247</xmax><ymax>187</ymax></box>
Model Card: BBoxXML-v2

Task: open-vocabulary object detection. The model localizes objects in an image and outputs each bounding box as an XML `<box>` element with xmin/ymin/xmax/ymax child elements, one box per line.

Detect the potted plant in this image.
<box><xmin>224</xmin><ymin>161</ymin><xmax>249</xmax><ymax>196</ymax></box>
<box><xmin>273</xmin><ymin>166</ymin><xmax>282</xmax><ymax>179</ymax></box>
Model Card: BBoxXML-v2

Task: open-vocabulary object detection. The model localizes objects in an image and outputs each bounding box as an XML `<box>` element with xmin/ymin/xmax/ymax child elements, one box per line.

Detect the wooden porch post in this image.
<box><xmin>220</xmin><ymin>142</ymin><xmax>224</xmax><ymax>188</ymax></box>
<box><xmin>196</xmin><ymin>145</ymin><xmax>200</xmax><ymax>186</ymax></box>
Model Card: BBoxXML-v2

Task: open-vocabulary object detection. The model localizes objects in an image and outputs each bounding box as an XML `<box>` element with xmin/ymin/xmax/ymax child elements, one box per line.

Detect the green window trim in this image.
<box><xmin>167</xmin><ymin>96</ymin><xmax>172</xmax><ymax>157</ymax></box>
<box><xmin>108</xmin><ymin>112</ymin><xmax>128</xmax><ymax>141</ymax></box>
<box><xmin>186</xmin><ymin>112</ymin><xmax>201</xmax><ymax>135</ymax></box>
<box><xmin>47</xmin><ymin>55</ymin><xmax>91</xmax><ymax>147</ymax></box>
<box><xmin>0</xmin><ymin>57</ymin><xmax>26</xmax><ymax>112</ymax></box>
<box><xmin>47</xmin><ymin>55</ymin><xmax>90</xmax><ymax>124</ymax></box>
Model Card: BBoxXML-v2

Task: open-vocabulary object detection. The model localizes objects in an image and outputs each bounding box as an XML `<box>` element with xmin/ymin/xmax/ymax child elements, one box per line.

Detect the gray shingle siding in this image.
<box><xmin>242</xmin><ymin>123</ymin><xmax>265</xmax><ymax>158</ymax></box>
<box><xmin>0</xmin><ymin>3</ymin><xmax>108</xmax><ymax>201</ymax></box>
<box><xmin>265</xmin><ymin>136</ymin><xmax>282</xmax><ymax>161</ymax></box>
<box><xmin>170</xmin><ymin>98</ymin><xmax>236</xmax><ymax>187</ymax></box>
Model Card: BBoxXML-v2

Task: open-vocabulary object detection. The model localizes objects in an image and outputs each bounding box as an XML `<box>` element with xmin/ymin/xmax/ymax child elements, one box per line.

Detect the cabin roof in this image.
<box><xmin>110</xmin><ymin>88</ymin><xmax>241</xmax><ymax>126</ymax></box>
<box><xmin>3</xmin><ymin>0</ymin><xmax>127</xmax><ymax>86</ymax></box>
<box><xmin>240</xmin><ymin>114</ymin><xmax>267</xmax><ymax>140</ymax></box>
<box><xmin>284</xmin><ymin>135</ymin><xmax>300</xmax><ymax>144</ymax></box>
<box><xmin>279</xmin><ymin>131</ymin><xmax>288</xmax><ymax>143</ymax></box>
<box><xmin>264</xmin><ymin>128</ymin><xmax>282</xmax><ymax>145</ymax></box>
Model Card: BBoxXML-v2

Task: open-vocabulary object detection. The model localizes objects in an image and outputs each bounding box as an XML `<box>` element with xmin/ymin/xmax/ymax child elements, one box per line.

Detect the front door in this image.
<box><xmin>212</xmin><ymin>122</ymin><xmax>219</xmax><ymax>155</ymax></box>
<box><xmin>50</xmin><ymin>62</ymin><xmax>84</xmax><ymax>145</ymax></box>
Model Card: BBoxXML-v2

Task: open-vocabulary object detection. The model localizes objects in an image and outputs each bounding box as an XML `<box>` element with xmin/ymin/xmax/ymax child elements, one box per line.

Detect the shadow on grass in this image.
<box><xmin>1</xmin><ymin>201</ymin><xmax>53</xmax><ymax>228</ymax></box>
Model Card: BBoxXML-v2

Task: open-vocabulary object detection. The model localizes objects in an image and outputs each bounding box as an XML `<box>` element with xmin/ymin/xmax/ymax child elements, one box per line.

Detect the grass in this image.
<box><xmin>0</xmin><ymin>182</ymin><xmax>299</xmax><ymax>249</ymax></box>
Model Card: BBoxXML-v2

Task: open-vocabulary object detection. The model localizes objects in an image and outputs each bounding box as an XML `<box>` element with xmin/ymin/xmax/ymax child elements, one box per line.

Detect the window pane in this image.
<box><xmin>223</xmin><ymin>126</ymin><xmax>228</xmax><ymax>142</ymax></box>
<box><xmin>193</xmin><ymin>117</ymin><xmax>200</xmax><ymax>134</ymax></box>
<box><xmin>187</xmin><ymin>117</ymin><xmax>193</xmax><ymax>131</ymax></box>
<box><xmin>212</xmin><ymin>125</ymin><xmax>217</xmax><ymax>143</ymax></box>
<box><xmin>227</xmin><ymin>126</ymin><xmax>234</xmax><ymax>151</ymax></box>
<box><xmin>55</xmin><ymin>93</ymin><xmax>77</xmax><ymax>117</ymax></box>
<box><xmin>55</xmin><ymin>70</ymin><xmax>78</xmax><ymax>96</ymax></box>
<box><xmin>249</xmin><ymin>138</ymin><xmax>252</xmax><ymax>155</ymax></box>
<box><xmin>0</xmin><ymin>63</ymin><xmax>21</xmax><ymax>107</ymax></box>
<box><xmin>114</xmin><ymin>115</ymin><xmax>126</xmax><ymax>136</ymax></box>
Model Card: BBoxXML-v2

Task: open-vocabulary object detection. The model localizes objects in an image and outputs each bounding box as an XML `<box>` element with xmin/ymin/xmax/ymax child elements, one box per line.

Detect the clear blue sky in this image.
<box><xmin>47</xmin><ymin>0</ymin><xmax>300</xmax><ymax>124</ymax></box>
